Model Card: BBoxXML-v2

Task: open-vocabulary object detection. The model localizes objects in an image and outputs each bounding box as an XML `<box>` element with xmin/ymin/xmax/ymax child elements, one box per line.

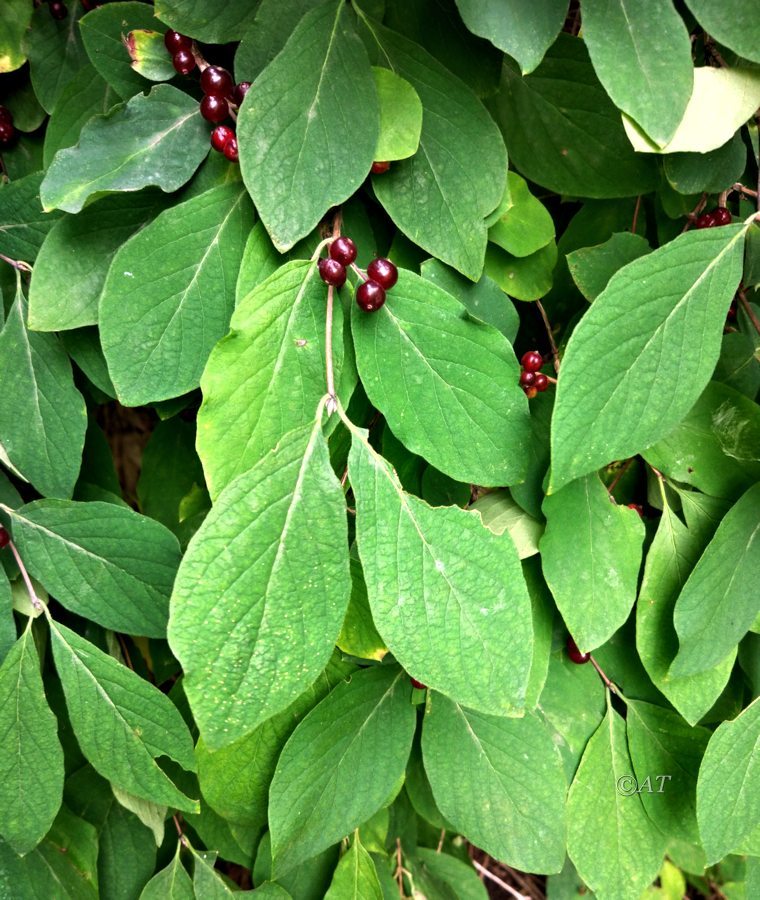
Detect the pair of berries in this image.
<box><xmin>317</xmin><ymin>237</ymin><xmax>399</xmax><ymax>313</ymax></box>
<box><xmin>0</xmin><ymin>107</ymin><xmax>15</xmax><ymax>146</ymax></box>
<box><xmin>164</xmin><ymin>29</ymin><xmax>196</xmax><ymax>76</ymax></box>
<box><xmin>567</xmin><ymin>636</ymin><xmax>590</xmax><ymax>665</ymax></box>
<box><xmin>695</xmin><ymin>206</ymin><xmax>732</xmax><ymax>229</ymax></box>
<box><xmin>519</xmin><ymin>350</ymin><xmax>549</xmax><ymax>399</ymax></box>
<box><xmin>199</xmin><ymin>67</ymin><xmax>250</xmax><ymax>126</ymax></box>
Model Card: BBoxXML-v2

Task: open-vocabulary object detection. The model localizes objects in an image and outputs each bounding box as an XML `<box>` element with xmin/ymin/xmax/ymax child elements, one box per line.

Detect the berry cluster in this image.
<box><xmin>317</xmin><ymin>237</ymin><xmax>399</xmax><ymax>313</ymax></box>
<box><xmin>566</xmin><ymin>636</ymin><xmax>590</xmax><ymax>665</ymax></box>
<box><xmin>695</xmin><ymin>206</ymin><xmax>732</xmax><ymax>229</ymax></box>
<box><xmin>0</xmin><ymin>107</ymin><xmax>15</xmax><ymax>146</ymax></box>
<box><xmin>0</xmin><ymin>527</ymin><xmax>9</xmax><ymax>550</ymax></box>
<box><xmin>519</xmin><ymin>350</ymin><xmax>549</xmax><ymax>399</ymax></box>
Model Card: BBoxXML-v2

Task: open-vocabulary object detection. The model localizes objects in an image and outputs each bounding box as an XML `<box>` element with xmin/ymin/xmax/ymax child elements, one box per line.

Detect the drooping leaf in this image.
<box><xmin>0</xmin><ymin>626</ymin><xmax>64</xmax><ymax>855</ymax></box>
<box><xmin>0</xmin><ymin>0</ymin><xmax>33</xmax><ymax>73</ymax></box>
<box><xmin>170</xmin><ymin>418</ymin><xmax>351</xmax><ymax>748</ymax></box>
<box><xmin>237</xmin><ymin>1</ymin><xmax>378</xmax><ymax>251</ymax></box>
<box><xmin>40</xmin><ymin>84</ymin><xmax>208</xmax><ymax>214</ymax></box>
<box><xmin>471</xmin><ymin>490</ymin><xmax>543</xmax><ymax>560</ymax></box>
<box><xmin>423</xmin><ymin>693</ymin><xmax>567</xmax><ymax>874</ymax></box>
<box><xmin>566</xmin><ymin>232</ymin><xmax>651</xmax><ymax>303</ymax></box>
<box><xmin>0</xmin><ymin>171</ymin><xmax>64</xmax><ymax>262</ymax></box>
<box><xmin>372</xmin><ymin>67</ymin><xmax>422</xmax><ymax>161</ymax></box>
<box><xmin>324</xmin><ymin>834</ymin><xmax>383</xmax><ymax>900</ymax></box>
<box><xmin>50</xmin><ymin>620</ymin><xmax>198</xmax><ymax>812</ymax></box>
<box><xmin>348</xmin><ymin>425</ymin><xmax>533</xmax><ymax>716</ymax></box>
<box><xmin>351</xmin><ymin>269</ymin><xmax>530</xmax><ymax>485</ymax></box>
<box><xmin>684</xmin><ymin>0</ymin><xmax>760</xmax><ymax>64</ymax></box>
<box><xmin>269</xmin><ymin>665</ymin><xmax>415</xmax><ymax>875</ymax></box>
<box><xmin>550</xmin><ymin>224</ymin><xmax>747</xmax><ymax>490</ymax></box>
<box><xmin>25</xmin><ymin>3</ymin><xmax>88</xmax><ymax>113</ymax></box>
<box><xmin>488</xmin><ymin>171</ymin><xmax>555</xmax><ymax>258</ymax></box>
<box><xmin>663</xmin><ymin>132</ymin><xmax>747</xmax><ymax>196</ymax></box>
<box><xmin>100</xmin><ymin>183</ymin><xmax>254</xmax><ymax>405</ymax></box>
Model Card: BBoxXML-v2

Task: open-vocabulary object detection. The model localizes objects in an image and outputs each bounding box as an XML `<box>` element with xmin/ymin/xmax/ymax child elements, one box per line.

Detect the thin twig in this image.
<box><xmin>535</xmin><ymin>300</ymin><xmax>560</xmax><ymax>374</ymax></box>
<box><xmin>630</xmin><ymin>195</ymin><xmax>641</xmax><ymax>234</ymax></box>
<box><xmin>738</xmin><ymin>289</ymin><xmax>760</xmax><ymax>337</ymax></box>
<box><xmin>324</xmin><ymin>213</ymin><xmax>343</xmax><ymax>415</ymax></box>
<box><xmin>117</xmin><ymin>634</ymin><xmax>134</xmax><ymax>670</ymax></box>
<box><xmin>606</xmin><ymin>458</ymin><xmax>633</xmax><ymax>496</ymax></box>
<box><xmin>471</xmin><ymin>860</ymin><xmax>529</xmax><ymax>900</ymax></box>
<box><xmin>350</xmin><ymin>261</ymin><xmax>368</xmax><ymax>281</ymax></box>
<box><xmin>0</xmin><ymin>253</ymin><xmax>32</xmax><ymax>273</ymax></box>
<box><xmin>732</xmin><ymin>182</ymin><xmax>758</xmax><ymax>200</ymax></box>
<box><xmin>681</xmin><ymin>193</ymin><xmax>708</xmax><ymax>233</ymax></box>
<box><xmin>7</xmin><ymin>540</ymin><xmax>43</xmax><ymax>611</ymax></box>
<box><xmin>436</xmin><ymin>829</ymin><xmax>446</xmax><ymax>853</ymax></box>
<box><xmin>172</xmin><ymin>814</ymin><xmax>190</xmax><ymax>848</ymax></box>
<box><xmin>589</xmin><ymin>655</ymin><xmax>618</xmax><ymax>694</ymax></box>
<box><xmin>394</xmin><ymin>838</ymin><xmax>405</xmax><ymax>897</ymax></box>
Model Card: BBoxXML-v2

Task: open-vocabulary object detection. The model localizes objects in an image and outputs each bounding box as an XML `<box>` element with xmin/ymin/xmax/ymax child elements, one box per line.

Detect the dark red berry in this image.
<box><xmin>521</xmin><ymin>350</ymin><xmax>543</xmax><ymax>372</ymax></box>
<box><xmin>534</xmin><ymin>373</ymin><xmax>549</xmax><ymax>392</ymax></box>
<box><xmin>49</xmin><ymin>1</ymin><xmax>67</xmax><ymax>19</ymax></box>
<box><xmin>356</xmin><ymin>280</ymin><xmax>386</xmax><ymax>312</ymax></box>
<box><xmin>410</xmin><ymin>677</ymin><xmax>427</xmax><ymax>690</ymax></box>
<box><xmin>318</xmin><ymin>258</ymin><xmax>347</xmax><ymax>288</ymax></box>
<box><xmin>519</xmin><ymin>370</ymin><xmax>536</xmax><ymax>387</ymax></box>
<box><xmin>329</xmin><ymin>237</ymin><xmax>357</xmax><ymax>267</ymax></box>
<box><xmin>232</xmin><ymin>82</ymin><xmax>251</xmax><ymax>106</ymax></box>
<box><xmin>223</xmin><ymin>136</ymin><xmax>239</xmax><ymax>163</ymax></box>
<box><xmin>0</xmin><ymin>121</ymin><xmax>15</xmax><ymax>145</ymax></box>
<box><xmin>695</xmin><ymin>211</ymin><xmax>715</xmax><ymax>229</ymax></box>
<box><xmin>627</xmin><ymin>503</ymin><xmax>644</xmax><ymax>517</ymax></box>
<box><xmin>200</xmin><ymin>66</ymin><xmax>233</xmax><ymax>98</ymax></box>
<box><xmin>200</xmin><ymin>94</ymin><xmax>229</xmax><ymax>123</ymax></box>
<box><xmin>366</xmin><ymin>257</ymin><xmax>398</xmax><ymax>290</ymax></box>
<box><xmin>567</xmin><ymin>636</ymin><xmax>591</xmax><ymax>665</ymax></box>
<box><xmin>210</xmin><ymin>124</ymin><xmax>234</xmax><ymax>153</ymax></box>
<box><xmin>371</xmin><ymin>161</ymin><xmax>390</xmax><ymax>174</ymax></box>
<box><xmin>0</xmin><ymin>527</ymin><xmax>9</xmax><ymax>549</ymax></box>
<box><xmin>0</xmin><ymin>106</ymin><xmax>11</xmax><ymax>124</ymax></box>
<box><xmin>173</xmin><ymin>49</ymin><xmax>196</xmax><ymax>76</ymax></box>
<box><xmin>164</xmin><ymin>30</ymin><xmax>192</xmax><ymax>53</ymax></box>
<box><xmin>713</xmin><ymin>206</ymin><xmax>732</xmax><ymax>226</ymax></box>
<box><xmin>727</xmin><ymin>300</ymin><xmax>738</xmax><ymax>320</ymax></box>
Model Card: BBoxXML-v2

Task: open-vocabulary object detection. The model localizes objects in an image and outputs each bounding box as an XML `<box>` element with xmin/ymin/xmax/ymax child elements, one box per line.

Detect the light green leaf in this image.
<box><xmin>624</xmin><ymin>67</ymin><xmax>760</xmax><ymax>154</ymax></box>
<box><xmin>325</xmin><ymin>835</ymin><xmax>383</xmax><ymax>900</ymax></box>
<box><xmin>567</xmin><ymin>232</ymin><xmax>651</xmax><ymax>302</ymax></box>
<box><xmin>7</xmin><ymin>499</ymin><xmax>180</xmax><ymax>638</ymax></box>
<box><xmin>348</xmin><ymin>426</ymin><xmax>533</xmax><ymax>716</ymax></box>
<box><xmin>40</xmin><ymin>84</ymin><xmax>209</xmax><ymax>213</ymax></box>
<box><xmin>697</xmin><ymin>696</ymin><xmax>760</xmax><ymax>863</ymax></box>
<box><xmin>50</xmin><ymin>620</ymin><xmax>198</xmax><ymax>813</ymax></box>
<box><xmin>100</xmin><ymin>183</ymin><xmax>254</xmax><ymax>405</ymax></box>
<box><xmin>337</xmin><ymin>550</ymin><xmax>387</xmax><ymax>662</ymax></box>
<box><xmin>423</xmin><ymin>693</ymin><xmax>566</xmax><ymax>874</ymax></box>
<box><xmin>0</xmin><ymin>0</ymin><xmax>33</xmax><ymax>73</ymax></box>
<box><xmin>372</xmin><ymin>67</ymin><xmax>422</xmax><ymax>161</ymax></box>
<box><xmin>0</xmin><ymin>627</ymin><xmax>64</xmax><ymax>855</ymax></box>
<box><xmin>540</xmin><ymin>474</ymin><xmax>644</xmax><ymax>651</ymax></box>
<box><xmin>170</xmin><ymin>419</ymin><xmax>350</xmax><ymax>748</ymax></box>
<box><xmin>664</xmin><ymin>133</ymin><xmax>747</xmax><ymax>195</ymax></box>
<box><xmin>362</xmin><ymin>14</ymin><xmax>507</xmax><ymax>280</ymax></box>
<box><xmin>454</xmin><ymin>0</ymin><xmax>567</xmax><ymax>74</ymax></box>
<box><xmin>25</xmin><ymin>3</ymin><xmax>88</xmax><ymax>113</ymax></box>
<box><xmin>488</xmin><ymin>171</ymin><xmax>555</xmax><ymax>258</ymax></box>
<box><xmin>484</xmin><ymin>240</ymin><xmax>557</xmax><ymax>301</ymax></box>
<box><xmin>155</xmin><ymin>0</ymin><xmax>252</xmax><ymax>43</ymax></box>
<box><xmin>0</xmin><ymin>171</ymin><xmax>64</xmax><ymax>262</ymax></box>
<box><xmin>139</xmin><ymin>844</ymin><xmax>193</xmax><ymax>900</ymax></box>
<box><xmin>471</xmin><ymin>490</ymin><xmax>543</xmax><ymax>559</ymax></box>
<box><xmin>238</xmin><ymin>1</ymin><xmax>378</xmax><ymax>251</ymax></box>
<box><xmin>269</xmin><ymin>665</ymin><xmax>415</xmax><ymax>875</ymax></box>
<box><xmin>582</xmin><ymin>0</ymin><xmax>692</xmax><ymax>146</ymax></box>
<box><xmin>351</xmin><ymin>269</ymin><xmax>530</xmax><ymax>485</ymax></box>
<box><xmin>126</xmin><ymin>29</ymin><xmax>177</xmax><ymax>82</ymax></box>
<box><xmin>0</xmin><ymin>289</ymin><xmax>86</xmax><ymax>499</ymax></box>
<box><xmin>671</xmin><ymin>481</ymin><xmax>760</xmax><ymax>676</ymax></box>
<box><xmin>567</xmin><ymin>701</ymin><xmax>664</xmax><ymax>899</ymax></box>
<box><xmin>197</xmin><ymin>260</ymin><xmax>344</xmax><ymax>500</ymax></box>
<box><xmin>550</xmin><ymin>224</ymin><xmax>747</xmax><ymax>491</ymax></box>
<box><xmin>684</xmin><ymin>0</ymin><xmax>760</xmax><ymax>64</ymax></box>
<box><xmin>235</xmin><ymin>221</ymin><xmax>282</xmax><ymax>305</ymax></box>
<box><xmin>110</xmin><ymin>786</ymin><xmax>165</xmax><ymax>847</ymax></box>
<box><xmin>491</xmin><ymin>35</ymin><xmax>658</xmax><ymax>199</ymax></box>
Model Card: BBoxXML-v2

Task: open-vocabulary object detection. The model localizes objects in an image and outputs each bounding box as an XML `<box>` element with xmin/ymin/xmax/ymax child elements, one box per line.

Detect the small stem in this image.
<box><xmin>470</xmin><ymin>861</ymin><xmax>529</xmax><ymax>900</ymax></box>
<box><xmin>394</xmin><ymin>838</ymin><xmax>405</xmax><ymax>897</ymax></box>
<box><xmin>738</xmin><ymin>290</ymin><xmax>760</xmax><ymax>337</ymax></box>
<box><xmin>350</xmin><ymin>262</ymin><xmax>368</xmax><ymax>281</ymax></box>
<box><xmin>545</xmin><ymin>375</ymin><xmax>557</xmax><ymax>385</ymax></box>
<box><xmin>172</xmin><ymin>814</ymin><xmax>190</xmax><ymax>848</ymax></box>
<box><xmin>606</xmin><ymin>458</ymin><xmax>633</xmax><ymax>496</ymax></box>
<box><xmin>589</xmin><ymin>655</ymin><xmax>618</xmax><ymax>694</ymax></box>
<box><xmin>0</xmin><ymin>253</ymin><xmax>32</xmax><ymax>273</ymax></box>
<box><xmin>7</xmin><ymin>540</ymin><xmax>43</xmax><ymax>611</ymax></box>
<box><xmin>731</xmin><ymin>182</ymin><xmax>758</xmax><ymax>200</ymax></box>
<box><xmin>323</xmin><ymin>212</ymin><xmax>343</xmax><ymax>415</ymax></box>
<box><xmin>436</xmin><ymin>829</ymin><xmax>446</xmax><ymax>853</ymax></box>
<box><xmin>681</xmin><ymin>193</ymin><xmax>708</xmax><ymax>233</ymax></box>
<box><xmin>535</xmin><ymin>300</ymin><xmax>560</xmax><ymax>374</ymax></box>
<box><xmin>117</xmin><ymin>634</ymin><xmax>134</xmax><ymax>670</ymax></box>
<box><xmin>630</xmin><ymin>195</ymin><xmax>641</xmax><ymax>234</ymax></box>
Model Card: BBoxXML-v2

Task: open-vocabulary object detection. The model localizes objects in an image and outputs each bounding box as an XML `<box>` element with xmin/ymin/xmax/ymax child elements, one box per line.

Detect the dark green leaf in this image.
<box><xmin>0</xmin><ymin>0</ymin><xmax>33</xmax><ymax>74</ymax></box>
<box><xmin>566</xmin><ymin>232</ymin><xmax>651</xmax><ymax>303</ymax></box>
<box><xmin>0</xmin><ymin>171</ymin><xmax>64</xmax><ymax>262</ymax></box>
<box><xmin>25</xmin><ymin>3</ymin><xmax>88</xmax><ymax>113</ymax></box>
<box><xmin>488</xmin><ymin>171</ymin><xmax>555</xmax><ymax>258</ymax></box>
<box><xmin>155</xmin><ymin>0</ymin><xmax>253</xmax><ymax>43</ymax></box>
<box><xmin>684</xmin><ymin>0</ymin><xmax>760</xmax><ymax>64</ymax></box>
<box><xmin>664</xmin><ymin>133</ymin><xmax>747</xmax><ymax>195</ymax></box>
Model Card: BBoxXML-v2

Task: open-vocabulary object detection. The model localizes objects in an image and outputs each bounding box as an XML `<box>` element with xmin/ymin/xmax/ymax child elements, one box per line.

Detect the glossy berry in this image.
<box><xmin>410</xmin><ymin>677</ymin><xmax>427</xmax><ymax>690</ymax></box>
<box><xmin>223</xmin><ymin>136</ymin><xmax>239</xmax><ymax>163</ymax></box>
<box><xmin>318</xmin><ymin>257</ymin><xmax>347</xmax><ymax>288</ymax></box>
<box><xmin>210</xmin><ymin>124</ymin><xmax>234</xmax><ymax>153</ymax></box>
<box><xmin>371</xmin><ymin>161</ymin><xmax>390</xmax><ymax>174</ymax></box>
<box><xmin>524</xmin><ymin>386</ymin><xmax>538</xmax><ymax>399</ymax></box>
<box><xmin>567</xmin><ymin>636</ymin><xmax>591</xmax><ymax>665</ymax></box>
<box><xmin>356</xmin><ymin>280</ymin><xmax>386</xmax><ymax>312</ymax></box>
<box><xmin>0</xmin><ymin>527</ymin><xmax>9</xmax><ymax>550</ymax></box>
<box><xmin>200</xmin><ymin>66</ymin><xmax>233</xmax><ymax>98</ymax></box>
<box><xmin>0</xmin><ymin>120</ymin><xmax>15</xmax><ymax>145</ymax></box>
<box><xmin>200</xmin><ymin>94</ymin><xmax>229</xmax><ymax>123</ymax></box>
<box><xmin>695</xmin><ymin>211</ymin><xmax>715</xmax><ymax>229</ymax></box>
<box><xmin>713</xmin><ymin>206</ymin><xmax>732</xmax><ymax>226</ymax></box>
<box><xmin>49</xmin><ymin>1</ymin><xmax>67</xmax><ymax>19</ymax></box>
<box><xmin>627</xmin><ymin>503</ymin><xmax>644</xmax><ymax>517</ymax></box>
<box><xmin>519</xmin><ymin>370</ymin><xmax>535</xmax><ymax>387</ymax></box>
<box><xmin>521</xmin><ymin>350</ymin><xmax>543</xmax><ymax>372</ymax></box>
<box><xmin>329</xmin><ymin>237</ymin><xmax>357</xmax><ymax>267</ymax></box>
<box><xmin>172</xmin><ymin>49</ymin><xmax>196</xmax><ymax>76</ymax></box>
<box><xmin>534</xmin><ymin>372</ymin><xmax>549</xmax><ymax>392</ymax></box>
<box><xmin>232</xmin><ymin>82</ymin><xmax>251</xmax><ymax>106</ymax></box>
<box><xmin>367</xmin><ymin>257</ymin><xmax>398</xmax><ymax>290</ymax></box>
<box><xmin>164</xmin><ymin>30</ymin><xmax>192</xmax><ymax>53</ymax></box>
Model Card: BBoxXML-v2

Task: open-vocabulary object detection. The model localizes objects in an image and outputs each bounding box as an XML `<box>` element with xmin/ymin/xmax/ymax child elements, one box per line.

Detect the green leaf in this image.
<box><xmin>484</xmin><ymin>240</ymin><xmax>557</xmax><ymax>301</ymax></box>
<box><xmin>197</xmin><ymin>260</ymin><xmax>344</xmax><ymax>500</ymax></box>
<box><xmin>324</xmin><ymin>835</ymin><xmax>383</xmax><ymax>900</ymax></box>
<box><xmin>50</xmin><ymin>620</ymin><xmax>198</xmax><ymax>813</ymax></box>
<box><xmin>269</xmin><ymin>665</ymin><xmax>416</xmax><ymax>875</ymax></box>
<box><xmin>454</xmin><ymin>0</ymin><xmax>567</xmax><ymax>74</ymax></box>
<box><xmin>29</xmin><ymin>191</ymin><xmax>168</xmax><ymax>331</ymax></box>
<box><xmin>100</xmin><ymin>183</ymin><xmax>254</xmax><ymax>405</ymax></box>
<box><xmin>372</xmin><ymin>67</ymin><xmax>422</xmax><ymax>161</ymax></box>
<box><xmin>237</xmin><ymin>1</ymin><xmax>378</xmax><ymax>251</ymax></box>
<box><xmin>491</xmin><ymin>35</ymin><xmax>658</xmax><ymax>198</ymax></box>
<box><xmin>139</xmin><ymin>844</ymin><xmax>193</xmax><ymax>900</ymax></box>
<box><xmin>567</xmin><ymin>701</ymin><xmax>664</xmax><ymax>899</ymax></box>
<box><xmin>664</xmin><ymin>133</ymin><xmax>747</xmax><ymax>195</ymax></box>
<box><xmin>7</xmin><ymin>499</ymin><xmax>180</xmax><ymax>638</ymax></box>
<box><xmin>471</xmin><ymin>490</ymin><xmax>543</xmax><ymax>559</ymax></box>
<box><xmin>0</xmin><ymin>289</ymin><xmax>86</xmax><ymax>498</ymax></box>
<box><xmin>540</xmin><ymin>474</ymin><xmax>644</xmax><ymax>651</ymax></box>
<box><xmin>126</xmin><ymin>29</ymin><xmax>177</xmax><ymax>83</ymax></box>
<box><xmin>155</xmin><ymin>0</ymin><xmax>252</xmax><ymax>43</ymax></box>
<box><xmin>40</xmin><ymin>84</ymin><xmax>209</xmax><ymax>214</ymax></box>
<box><xmin>351</xmin><ymin>269</ymin><xmax>530</xmax><ymax>485</ymax></box>
<box><xmin>488</xmin><ymin>172</ymin><xmax>555</xmax><ymax>258</ymax></box>
<box><xmin>0</xmin><ymin>171</ymin><xmax>64</xmax><ymax>262</ymax></box>
<box><xmin>25</xmin><ymin>3</ymin><xmax>88</xmax><ymax>113</ymax></box>
<box><xmin>234</xmin><ymin>0</ymin><xmax>326</xmax><ymax>81</ymax></box>
<box><xmin>423</xmin><ymin>693</ymin><xmax>566</xmax><ymax>874</ymax></box>
<box><xmin>337</xmin><ymin>550</ymin><xmax>387</xmax><ymax>662</ymax></box>
<box><xmin>697</xmin><ymin>696</ymin><xmax>760</xmax><ymax>863</ymax></box>
<box><xmin>410</xmin><ymin>848</ymin><xmax>488</xmax><ymax>900</ymax></box>
<box><xmin>170</xmin><ymin>418</ymin><xmax>350</xmax><ymax>748</ymax></box>
<box><xmin>0</xmin><ymin>627</ymin><xmax>64</xmax><ymax>855</ymax></box>
<box><xmin>348</xmin><ymin>426</ymin><xmax>533</xmax><ymax>716</ymax></box>
<box><xmin>624</xmin><ymin>67</ymin><xmax>760</xmax><ymax>154</ymax></box>
<box><xmin>361</xmin><ymin>14</ymin><xmax>507</xmax><ymax>280</ymax></box>
<box><xmin>0</xmin><ymin>0</ymin><xmax>33</xmax><ymax>73</ymax></box>
<box><xmin>637</xmin><ymin>503</ymin><xmax>735</xmax><ymax>726</ymax></box>
<box><xmin>671</xmin><ymin>482</ymin><xmax>760</xmax><ymax>676</ymax></box>
<box><xmin>684</xmin><ymin>0</ymin><xmax>760</xmax><ymax>64</ymax></box>
<box><xmin>550</xmin><ymin>224</ymin><xmax>747</xmax><ymax>490</ymax></box>
<box><xmin>581</xmin><ymin>0</ymin><xmax>692</xmax><ymax>147</ymax></box>
<box><xmin>567</xmin><ymin>232</ymin><xmax>651</xmax><ymax>303</ymax></box>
